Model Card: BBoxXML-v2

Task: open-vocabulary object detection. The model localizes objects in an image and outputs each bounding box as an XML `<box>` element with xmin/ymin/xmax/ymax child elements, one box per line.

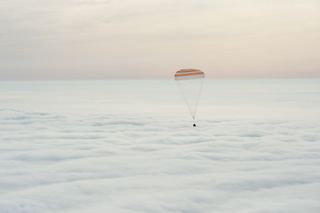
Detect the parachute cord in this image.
<box><xmin>193</xmin><ymin>77</ymin><xmax>204</xmax><ymax>123</ymax></box>
<box><xmin>176</xmin><ymin>80</ymin><xmax>194</xmax><ymax>122</ymax></box>
<box><xmin>176</xmin><ymin>78</ymin><xmax>204</xmax><ymax>124</ymax></box>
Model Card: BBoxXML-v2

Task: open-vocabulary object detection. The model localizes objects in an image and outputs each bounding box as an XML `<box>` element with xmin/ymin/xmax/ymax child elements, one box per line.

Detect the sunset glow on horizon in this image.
<box><xmin>1</xmin><ymin>0</ymin><xmax>319</xmax><ymax>80</ymax></box>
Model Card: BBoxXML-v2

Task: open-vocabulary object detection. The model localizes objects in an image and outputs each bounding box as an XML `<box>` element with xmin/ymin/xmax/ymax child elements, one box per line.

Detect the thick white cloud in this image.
<box><xmin>0</xmin><ymin>79</ymin><xmax>320</xmax><ymax>212</ymax></box>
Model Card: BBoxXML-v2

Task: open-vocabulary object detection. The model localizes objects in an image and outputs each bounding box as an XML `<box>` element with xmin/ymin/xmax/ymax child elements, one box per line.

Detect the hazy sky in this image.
<box><xmin>0</xmin><ymin>0</ymin><xmax>319</xmax><ymax>80</ymax></box>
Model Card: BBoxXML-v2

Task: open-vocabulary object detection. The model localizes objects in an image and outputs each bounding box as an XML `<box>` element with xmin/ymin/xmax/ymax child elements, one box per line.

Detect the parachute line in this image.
<box><xmin>175</xmin><ymin>69</ymin><xmax>204</xmax><ymax>123</ymax></box>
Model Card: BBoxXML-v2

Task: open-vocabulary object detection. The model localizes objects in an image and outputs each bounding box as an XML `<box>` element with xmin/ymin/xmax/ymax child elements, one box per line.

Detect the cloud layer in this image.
<box><xmin>0</xmin><ymin>79</ymin><xmax>320</xmax><ymax>213</ymax></box>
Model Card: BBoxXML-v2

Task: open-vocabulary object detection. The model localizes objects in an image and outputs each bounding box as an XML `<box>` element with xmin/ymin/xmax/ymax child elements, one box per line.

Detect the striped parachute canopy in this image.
<box><xmin>175</xmin><ymin>69</ymin><xmax>205</xmax><ymax>80</ymax></box>
<box><xmin>175</xmin><ymin>69</ymin><xmax>205</xmax><ymax>125</ymax></box>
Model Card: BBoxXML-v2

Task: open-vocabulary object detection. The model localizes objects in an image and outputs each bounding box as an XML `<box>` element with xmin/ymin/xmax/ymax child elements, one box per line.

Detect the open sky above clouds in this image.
<box><xmin>0</xmin><ymin>0</ymin><xmax>320</xmax><ymax>80</ymax></box>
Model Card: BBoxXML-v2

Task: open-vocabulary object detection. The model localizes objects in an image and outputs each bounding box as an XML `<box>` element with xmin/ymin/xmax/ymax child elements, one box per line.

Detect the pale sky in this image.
<box><xmin>0</xmin><ymin>0</ymin><xmax>319</xmax><ymax>80</ymax></box>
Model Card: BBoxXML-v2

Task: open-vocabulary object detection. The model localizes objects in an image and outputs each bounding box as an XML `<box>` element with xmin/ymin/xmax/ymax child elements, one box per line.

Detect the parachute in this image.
<box><xmin>175</xmin><ymin>69</ymin><xmax>205</xmax><ymax>126</ymax></box>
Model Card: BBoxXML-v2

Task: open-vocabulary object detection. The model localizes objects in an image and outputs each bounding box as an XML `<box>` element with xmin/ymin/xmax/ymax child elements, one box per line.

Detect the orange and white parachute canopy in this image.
<box><xmin>175</xmin><ymin>69</ymin><xmax>205</xmax><ymax>80</ymax></box>
<box><xmin>174</xmin><ymin>69</ymin><xmax>205</xmax><ymax>123</ymax></box>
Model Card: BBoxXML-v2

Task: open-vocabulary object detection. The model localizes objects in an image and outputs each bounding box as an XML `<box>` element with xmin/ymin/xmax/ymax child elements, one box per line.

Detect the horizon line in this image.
<box><xmin>1</xmin><ymin>77</ymin><xmax>320</xmax><ymax>82</ymax></box>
